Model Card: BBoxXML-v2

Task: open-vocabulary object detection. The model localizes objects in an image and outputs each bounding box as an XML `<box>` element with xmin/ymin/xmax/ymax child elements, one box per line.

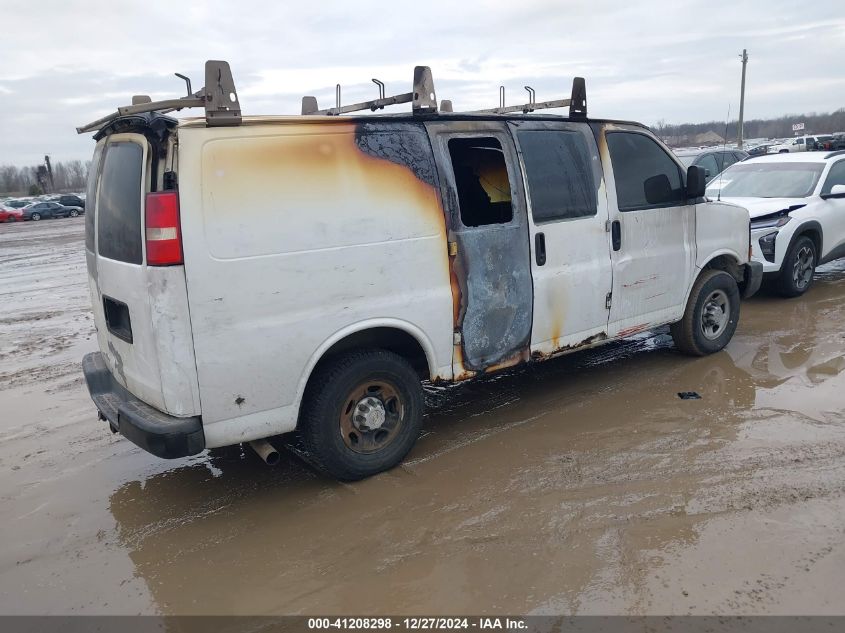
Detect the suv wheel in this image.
<box><xmin>31</xmin><ymin>212</ymin><xmax>41</xmax><ymax>221</ymax></box>
<box><xmin>300</xmin><ymin>349</ymin><xmax>424</xmax><ymax>481</ymax></box>
<box><xmin>671</xmin><ymin>269</ymin><xmax>740</xmax><ymax>356</ymax></box>
<box><xmin>777</xmin><ymin>235</ymin><xmax>816</xmax><ymax>297</ymax></box>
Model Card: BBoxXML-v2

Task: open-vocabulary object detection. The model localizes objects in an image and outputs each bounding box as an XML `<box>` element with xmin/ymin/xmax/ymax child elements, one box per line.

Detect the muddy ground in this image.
<box><xmin>0</xmin><ymin>218</ymin><xmax>844</xmax><ymax>615</ymax></box>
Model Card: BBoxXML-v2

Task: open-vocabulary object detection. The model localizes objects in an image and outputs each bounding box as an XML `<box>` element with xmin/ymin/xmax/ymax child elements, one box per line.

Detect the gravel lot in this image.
<box><xmin>1</xmin><ymin>218</ymin><xmax>844</xmax><ymax>615</ymax></box>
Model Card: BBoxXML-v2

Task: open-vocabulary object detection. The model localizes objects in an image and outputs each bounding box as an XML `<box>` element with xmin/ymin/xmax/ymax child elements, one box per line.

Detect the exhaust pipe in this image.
<box><xmin>249</xmin><ymin>439</ymin><xmax>280</xmax><ymax>466</ymax></box>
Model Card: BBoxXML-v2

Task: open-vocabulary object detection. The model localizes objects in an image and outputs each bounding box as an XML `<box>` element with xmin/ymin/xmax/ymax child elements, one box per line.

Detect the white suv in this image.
<box><xmin>707</xmin><ymin>152</ymin><xmax>845</xmax><ymax>296</ymax></box>
<box><xmin>77</xmin><ymin>61</ymin><xmax>761</xmax><ymax>480</ymax></box>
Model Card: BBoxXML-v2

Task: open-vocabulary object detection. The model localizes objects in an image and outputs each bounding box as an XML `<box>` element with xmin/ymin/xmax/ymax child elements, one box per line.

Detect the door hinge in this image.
<box><xmin>448</xmin><ymin>241</ymin><xmax>458</xmax><ymax>257</ymax></box>
<box><xmin>453</xmin><ymin>331</ymin><xmax>462</xmax><ymax>345</ymax></box>
<box><xmin>605</xmin><ymin>292</ymin><xmax>612</xmax><ymax>310</ymax></box>
<box><xmin>605</xmin><ymin>220</ymin><xmax>613</xmax><ymax>232</ymax></box>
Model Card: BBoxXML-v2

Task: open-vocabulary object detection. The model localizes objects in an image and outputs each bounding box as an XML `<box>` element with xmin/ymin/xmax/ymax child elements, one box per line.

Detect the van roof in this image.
<box><xmin>176</xmin><ymin>112</ymin><xmax>649</xmax><ymax>129</ymax></box>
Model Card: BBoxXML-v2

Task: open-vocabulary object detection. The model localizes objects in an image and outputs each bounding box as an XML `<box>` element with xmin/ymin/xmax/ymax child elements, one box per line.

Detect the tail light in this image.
<box><xmin>145</xmin><ymin>192</ymin><xmax>182</xmax><ymax>266</ymax></box>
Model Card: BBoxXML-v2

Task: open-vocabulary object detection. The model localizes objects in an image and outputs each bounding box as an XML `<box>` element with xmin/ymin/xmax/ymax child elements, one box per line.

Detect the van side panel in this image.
<box><xmin>177</xmin><ymin>122</ymin><xmax>454</xmax><ymax>445</ymax></box>
<box><xmin>147</xmin><ymin>268</ymin><xmax>202</xmax><ymax>415</ymax></box>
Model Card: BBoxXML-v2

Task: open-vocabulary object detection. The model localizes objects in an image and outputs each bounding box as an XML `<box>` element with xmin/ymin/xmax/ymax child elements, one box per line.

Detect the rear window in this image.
<box><xmin>84</xmin><ymin>144</ymin><xmax>104</xmax><ymax>252</ymax></box>
<box><xmin>97</xmin><ymin>142</ymin><xmax>143</xmax><ymax>264</ymax></box>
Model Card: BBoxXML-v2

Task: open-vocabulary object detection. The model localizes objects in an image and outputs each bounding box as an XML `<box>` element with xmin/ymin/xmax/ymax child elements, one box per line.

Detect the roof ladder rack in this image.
<box><xmin>469</xmin><ymin>77</ymin><xmax>587</xmax><ymax>117</ymax></box>
<box><xmin>77</xmin><ymin>60</ymin><xmax>242</xmax><ymax>134</ymax></box>
<box><xmin>301</xmin><ymin>66</ymin><xmax>438</xmax><ymax>116</ymax></box>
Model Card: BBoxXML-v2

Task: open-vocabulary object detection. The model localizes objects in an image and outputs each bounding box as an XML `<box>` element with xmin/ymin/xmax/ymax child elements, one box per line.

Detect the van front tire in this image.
<box><xmin>300</xmin><ymin>349</ymin><xmax>424</xmax><ymax>481</ymax></box>
<box><xmin>671</xmin><ymin>270</ymin><xmax>740</xmax><ymax>356</ymax></box>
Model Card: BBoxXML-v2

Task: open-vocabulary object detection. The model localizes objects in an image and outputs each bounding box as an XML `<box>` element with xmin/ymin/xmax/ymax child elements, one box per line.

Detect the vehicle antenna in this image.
<box><xmin>718</xmin><ymin>103</ymin><xmax>731</xmax><ymax>202</ymax></box>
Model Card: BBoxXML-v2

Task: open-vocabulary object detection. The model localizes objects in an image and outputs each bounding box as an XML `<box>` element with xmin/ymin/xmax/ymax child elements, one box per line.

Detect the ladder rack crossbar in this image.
<box><xmin>473</xmin><ymin>97</ymin><xmax>573</xmax><ymax>115</ymax></box>
<box><xmin>311</xmin><ymin>92</ymin><xmax>413</xmax><ymax>116</ymax></box>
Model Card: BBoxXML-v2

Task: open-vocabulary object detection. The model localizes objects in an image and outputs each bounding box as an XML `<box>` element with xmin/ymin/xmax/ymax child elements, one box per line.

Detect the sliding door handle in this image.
<box><xmin>611</xmin><ymin>220</ymin><xmax>621</xmax><ymax>251</ymax></box>
<box><xmin>535</xmin><ymin>232</ymin><xmax>546</xmax><ymax>266</ymax></box>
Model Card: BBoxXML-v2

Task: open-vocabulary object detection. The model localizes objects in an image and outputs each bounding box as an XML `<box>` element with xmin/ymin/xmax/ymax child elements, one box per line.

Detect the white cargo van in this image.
<box><xmin>79</xmin><ymin>61</ymin><xmax>762</xmax><ymax>479</ymax></box>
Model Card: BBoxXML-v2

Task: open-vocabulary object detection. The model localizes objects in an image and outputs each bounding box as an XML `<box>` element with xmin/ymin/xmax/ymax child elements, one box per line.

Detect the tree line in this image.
<box><xmin>654</xmin><ymin>108</ymin><xmax>845</xmax><ymax>143</ymax></box>
<box><xmin>0</xmin><ymin>160</ymin><xmax>90</xmax><ymax>196</ymax></box>
<box><xmin>4</xmin><ymin>107</ymin><xmax>844</xmax><ymax>196</ymax></box>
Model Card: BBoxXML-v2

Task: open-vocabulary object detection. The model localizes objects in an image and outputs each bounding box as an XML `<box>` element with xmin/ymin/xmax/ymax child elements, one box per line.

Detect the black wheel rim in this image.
<box><xmin>792</xmin><ymin>245</ymin><xmax>814</xmax><ymax>289</ymax></box>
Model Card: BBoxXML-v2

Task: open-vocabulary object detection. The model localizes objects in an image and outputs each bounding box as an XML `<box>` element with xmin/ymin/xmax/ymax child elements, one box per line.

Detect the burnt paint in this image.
<box><xmin>453</xmin><ymin>225</ymin><xmax>533</xmax><ymax>371</ymax></box>
<box><xmin>354</xmin><ymin>122</ymin><xmax>439</xmax><ymax>188</ymax></box>
<box><xmin>425</xmin><ymin>121</ymin><xmax>534</xmax><ymax>374</ymax></box>
<box><xmin>530</xmin><ymin>332</ymin><xmax>609</xmax><ymax>361</ymax></box>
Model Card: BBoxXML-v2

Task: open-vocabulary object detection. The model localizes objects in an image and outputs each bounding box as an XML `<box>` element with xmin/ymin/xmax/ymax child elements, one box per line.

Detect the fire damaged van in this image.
<box><xmin>78</xmin><ymin>61</ymin><xmax>762</xmax><ymax>480</ymax></box>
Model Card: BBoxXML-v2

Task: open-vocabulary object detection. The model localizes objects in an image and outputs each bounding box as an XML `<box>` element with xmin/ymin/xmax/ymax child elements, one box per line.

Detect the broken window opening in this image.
<box><xmin>448</xmin><ymin>137</ymin><xmax>513</xmax><ymax>227</ymax></box>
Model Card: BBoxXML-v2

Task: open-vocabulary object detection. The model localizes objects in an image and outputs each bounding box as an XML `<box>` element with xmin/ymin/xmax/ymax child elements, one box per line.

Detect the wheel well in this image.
<box><xmin>703</xmin><ymin>255</ymin><xmax>743</xmax><ymax>282</ymax></box>
<box><xmin>794</xmin><ymin>226</ymin><xmax>822</xmax><ymax>256</ymax></box>
<box><xmin>311</xmin><ymin>327</ymin><xmax>431</xmax><ymax>381</ymax></box>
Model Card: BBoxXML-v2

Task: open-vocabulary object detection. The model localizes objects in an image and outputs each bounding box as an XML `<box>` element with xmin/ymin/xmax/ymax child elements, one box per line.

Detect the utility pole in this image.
<box><xmin>737</xmin><ymin>49</ymin><xmax>748</xmax><ymax>150</ymax></box>
<box><xmin>44</xmin><ymin>155</ymin><xmax>54</xmax><ymax>193</ymax></box>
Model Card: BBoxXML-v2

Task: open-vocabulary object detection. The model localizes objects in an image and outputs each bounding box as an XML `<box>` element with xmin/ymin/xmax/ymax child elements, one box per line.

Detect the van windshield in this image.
<box><xmin>707</xmin><ymin>162</ymin><xmax>823</xmax><ymax>198</ymax></box>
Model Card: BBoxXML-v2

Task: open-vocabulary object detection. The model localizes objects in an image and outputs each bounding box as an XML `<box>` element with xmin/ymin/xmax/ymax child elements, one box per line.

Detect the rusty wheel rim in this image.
<box><xmin>339</xmin><ymin>380</ymin><xmax>404</xmax><ymax>454</ymax></box>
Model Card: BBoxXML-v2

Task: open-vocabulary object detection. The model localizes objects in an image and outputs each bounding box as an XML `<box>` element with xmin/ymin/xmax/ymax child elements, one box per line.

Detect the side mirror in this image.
<box><xmin>644</xmin><ymin>174</ymin><xmax>673</xmax><ymax>204</ymax></box>
<box><xmin>686</xmin><ymin>165</ymin><xmax>706</xmax><ymax>198</ymax></box>
<box><xmin>821</xmin><ymin>184</ymin><xmax>845</xmax><ymax>199</ymax></box>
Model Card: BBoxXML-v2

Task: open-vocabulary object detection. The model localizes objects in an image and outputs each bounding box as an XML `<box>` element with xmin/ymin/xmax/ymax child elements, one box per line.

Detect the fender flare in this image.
<box><xmin>290</xmin><ymin>318</ymin><xmax>442</xmax><ymax>425</ymax></box>
<box><xmin>683</xmin><ymin>249</ymin><xmax>745</xmax><ymax>307</ymax></box>
<box><xmin>784</xmin><ymin>220</ymin><xmax>823</xmax><ymax>263</ymax></box>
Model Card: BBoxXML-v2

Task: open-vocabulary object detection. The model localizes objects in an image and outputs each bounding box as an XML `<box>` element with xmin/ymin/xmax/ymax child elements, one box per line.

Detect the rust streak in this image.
<box><xmin>483</xmin><ymin>348</ymin><xmax>531</xmax><ymax>375</ymax></box>
<box><xmin>617</xmin><ymin>324</ymin><xmax>649</xmax><ymax>338</ymax></box>
<box><xmin>531</xmin><ymin>332</ymin><xmax>609</xmax><ymax>362</ymax></box>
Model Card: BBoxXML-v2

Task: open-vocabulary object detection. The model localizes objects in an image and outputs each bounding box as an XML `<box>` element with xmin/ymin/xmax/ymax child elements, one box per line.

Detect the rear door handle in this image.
<box><xmin>535</xmin><ymin>232</ymin><xmax>546</xmax><ymax>266</ymax></box>
<box><xmin>611</xmin><ymin>220</ymin><xmax>621</xmax><ymax>251</ymax></box>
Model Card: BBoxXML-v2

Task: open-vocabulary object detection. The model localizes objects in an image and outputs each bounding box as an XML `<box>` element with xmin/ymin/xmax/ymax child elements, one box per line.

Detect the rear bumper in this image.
<box><xmin>742</xmin><ymin>260</ymin><xmax>764</xmax><ymax>298</ymax></box>
<box><xmin>82</xmin><ymin>352</ymin><xmax>205</xmax><ymax>459</ymax></box>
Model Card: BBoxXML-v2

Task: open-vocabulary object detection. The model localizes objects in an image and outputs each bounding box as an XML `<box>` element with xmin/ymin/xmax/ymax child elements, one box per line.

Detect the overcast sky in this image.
<box><xmin>1</xmin><ymin>0</ymin><xmax>843</xmax><ymax>165</ymax></box>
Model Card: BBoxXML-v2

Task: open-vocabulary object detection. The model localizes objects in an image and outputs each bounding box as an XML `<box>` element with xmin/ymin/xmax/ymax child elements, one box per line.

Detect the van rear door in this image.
<box><xmin>86</xmin><ymin>131</ymin><xmax>201</xmax><ymax>416</ymax></box>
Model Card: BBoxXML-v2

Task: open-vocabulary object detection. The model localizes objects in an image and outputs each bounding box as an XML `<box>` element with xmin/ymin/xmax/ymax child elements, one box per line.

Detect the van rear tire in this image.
<box><xmin>299</xmin><ymin>349</ymin><xmax>424</xmax><ymax>481</ymax></box>
<box><xmin>671</xmin><ymin>269</ymin><xmax>740</xmax><ymax>356</ymax></box>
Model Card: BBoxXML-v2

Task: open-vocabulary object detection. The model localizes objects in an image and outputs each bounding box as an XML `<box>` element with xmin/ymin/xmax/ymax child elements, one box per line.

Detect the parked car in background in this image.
<box><xmin>705</xmin><ymin>151</ymin><xmax>845</xmax><ymax>297</ymax></box>
<box><xmin>815</xmin><ymin>135</ymin><xmax>836</xmax><ymax>151</ymax></box>
<box><xmin>674</xmin><ymin>148</ymin><xmax>748</xmax><ymax>183</ymax></box>
<box><xmin>0</xmin><ymin>206</ymin><xmax>24</xmax><ymax>222</ymax></box>
<box><xmin>58</xmin><ymin>194</ymin><xmax>85</xmax><ymax>209</ymax></box>
<box><xmin>833</xmin><ymin>134</ymin><xmax>845</xmax><ymax>151</ymax></box>
<box><xmin>746</xmin><ymin>144</ymin><xmax>771</xmax><ymax>157</ymax></box>
<box><xmin>21</xmin><ymin>201</ymin><xmax>84</xmax><ymax>220</ymax></box>
<box><xmin>3</xmin><ymin>199</ymin><xmax>32</xmax><ymax>209</ymax></box>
